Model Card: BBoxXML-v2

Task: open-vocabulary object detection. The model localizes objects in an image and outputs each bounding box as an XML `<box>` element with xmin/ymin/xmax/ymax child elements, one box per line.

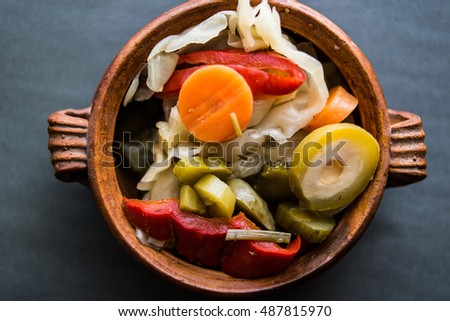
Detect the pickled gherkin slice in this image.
<box><xmin>193</xmin><ymin>174</ymin><xmax>236</xmax><ymax>219</ymax></box>
<box><xmin>179</xmin><ymin>185</ymin><xmax>206</xmax><ymax>215</ymax></box>
<box><xmin>227</xmin><ymin>178</ymin><xmax>276</xmax><ymax>230</ymax></box>
<box><xmin>311</xmin><ymin>205</ymin><xmax>347</xmax><ymax>218</ymax></box>
<box><xmin>289</xmin><ymin>123</ymin><xmax>380</xmax><ymax>213</ymax></box>
<box><xmin>275</xmin><ymin>203</ymin><xmax>335</xmax><ymax>243</ymax></box>
<box><xmin>173</xmin><ymin>156</ymin><xmax>232</xmax><ymax>185</ymax></box>
<box><xmin>253</xmin><ymin>161</ymin><xmax>296</xmax><ymax>203</ymax></box>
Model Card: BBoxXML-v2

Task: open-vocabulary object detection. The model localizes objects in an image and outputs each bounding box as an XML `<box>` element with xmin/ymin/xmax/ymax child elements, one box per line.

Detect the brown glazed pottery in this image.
<box><xmin>47</xmin><ymin>0</ymin><xmax>427</xmax><ymax>296</ymax></box>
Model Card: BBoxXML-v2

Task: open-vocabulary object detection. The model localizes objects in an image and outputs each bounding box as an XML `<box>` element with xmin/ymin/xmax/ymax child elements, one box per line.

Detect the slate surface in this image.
<box><xmin>1</xmin><ymin>0</ymin><xmax>449</xmax><ymax>300</ymax></box>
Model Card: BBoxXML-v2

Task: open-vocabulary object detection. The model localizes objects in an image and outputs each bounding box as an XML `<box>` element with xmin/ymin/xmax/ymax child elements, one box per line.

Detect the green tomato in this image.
<box><xmin>179</xmin><ymin>185</ymin><xmax>207</xmax><ymax>215</ymax></box>
<box><xmin>227</xmin><ymin>178</ymin><xmax>276</xmax><ymax>231</ymax></box>
<box><xmin>289</xmin><ymin>123</ymin><xmax>380</xmax><ymax>212</ymax></box>
<box><xmin>173</xmin><ymin>156</ymin><xmax>231</xmax><ymax>186</ymax></box>
<box><xmin>275</xmin><ymin>203</ymin><xmax>336</xmax><ymax>243</ymax></box>
<box><xmin>193</xmin><ymin>174</ymin><xmax>236</xmax><ymax>219</ymax></box>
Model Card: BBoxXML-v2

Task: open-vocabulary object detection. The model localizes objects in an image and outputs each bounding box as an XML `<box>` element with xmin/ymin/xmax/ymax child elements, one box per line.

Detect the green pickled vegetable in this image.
<box><xmin>289</xmin><ymin>123</ymin><xmax>380</xmax><ymax>213</ymax></box>
<box><xmin>253</xmin><ymin>161</ymin><xmax>296</xmax><ymax>203</ymax></box>
<box><xmin>173</xmin><ymin>156</ymin><xmax>232</xmax><ymax>185</ymax></box>
<box><xmin>275</xmin><ymin>203</ymin><xmax>336</xmax><ymax>243</ymax></box>
<box><xmin>179</xmin><ymin>185</ymin><xmax>207</xmax><ymax>215</ymax></box>
<box><xmin>193</xmin><ymin>174</ymin><xmax>236</xmax><ymax>219</ymax></box>
<box><xmin>227</xmin><ymin>178</ymin><xmax>276</xmax><ymax>230</ymax></box>
<box><xmin>311</xmin><ymin>206</ymin><xmax>347</xmax><ymax>218</ymax></box>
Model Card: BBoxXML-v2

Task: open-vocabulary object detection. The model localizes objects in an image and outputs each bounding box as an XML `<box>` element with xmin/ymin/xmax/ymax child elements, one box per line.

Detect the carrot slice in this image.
<box><xmin>177</xmin><ymin>65</ymin><xmax>253</xmax><ymax>142</ymax></box>
<box><xmin>304</xmin><ymin>86</ymin><xmax>358</xmax><ymax>132</ymax></box>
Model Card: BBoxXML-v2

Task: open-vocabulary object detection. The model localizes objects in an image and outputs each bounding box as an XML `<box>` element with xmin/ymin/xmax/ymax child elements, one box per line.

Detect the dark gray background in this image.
<box><xmin>1</xmin><ymin>0</ymin><xmax>449</xmax><ymax>300</ymax></box>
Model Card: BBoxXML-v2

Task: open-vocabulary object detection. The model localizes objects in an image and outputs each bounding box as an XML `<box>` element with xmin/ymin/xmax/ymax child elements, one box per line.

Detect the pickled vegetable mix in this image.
<box><xmin>119</xmin><ymin>0</ymin><xmax>380</xmax><ymax>278</ymax></box>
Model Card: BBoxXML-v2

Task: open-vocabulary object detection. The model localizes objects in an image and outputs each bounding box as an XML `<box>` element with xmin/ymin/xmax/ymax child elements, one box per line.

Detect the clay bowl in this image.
<box><xmin>48</xmin><ymin>0</ymin><xmax>427</xmax><ymax>296</ymax></box>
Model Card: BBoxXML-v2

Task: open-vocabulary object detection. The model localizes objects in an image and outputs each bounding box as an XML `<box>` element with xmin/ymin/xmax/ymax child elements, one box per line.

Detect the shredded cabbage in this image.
<box><xmin>233</xmin><ymin>0</ymin><xmax>268</xmax><ymax>51</ymax></box>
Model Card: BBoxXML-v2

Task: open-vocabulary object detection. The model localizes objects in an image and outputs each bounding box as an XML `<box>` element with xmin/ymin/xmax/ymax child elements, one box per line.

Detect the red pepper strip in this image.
<box><xmin>171</xmin><ymin>206</ymin><xmax>229</xmax><ymax>268</ymax></box>
<box><xmin>122</xmin><ymin>197</ymin><xmax>178</xmax><ymax>243</ymax></box>
<box><xmin>221</xmin><ymin>213</ymin><xmax>301</xmax><ymax>278</ymax></box>
<box><xmin>157</xmin><ymin>49</ymin><xmax>306</xmax><ymax>98</ymax></box>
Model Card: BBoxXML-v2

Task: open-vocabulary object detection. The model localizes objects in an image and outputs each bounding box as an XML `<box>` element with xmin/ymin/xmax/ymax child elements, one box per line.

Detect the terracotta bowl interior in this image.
<box><xmin>87</xmin><ymin>0</ymin><xmax>390</xmax><ymax>296</ymax></box>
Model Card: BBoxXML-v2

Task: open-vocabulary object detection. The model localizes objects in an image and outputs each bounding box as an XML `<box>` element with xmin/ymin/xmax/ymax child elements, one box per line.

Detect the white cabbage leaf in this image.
<box><xmin>253</xmin><ymin>80</ymin><xmax>310</xmax><ymax>138</ymax></box>
<box><xmin>123</xmin><ymin>68</ymin><xmax>140</xmax><ymax>106</ymax></box>
<box><xmin>149</xmin><ymin>165</ymin><xmax>180</xmax><ymax>200</ymax></box>
<box><xmin>248</xmin><ymin>98</ymin><xmax>275</xmax><ymax>127</ymax></box>
<box><xmin>156</xmin><ymin>106</ymin><xmax>190</xmax><ymax>149</ymax></box>
<box><xmin>135</xmin><ymin>228</ymin><xmax>174</xmax><ymax>250</ymax></box>
<box><xmin>136</xmin><ymin>147</ymin><xmax>173</xmax><ymax>191</ymax></box>
<box><xmin>147</xmin><ymin>52</ymin><xmax>178</xmax><ymax>93</ymax></box>
<box><xmin>146</xmin><ymin>11</ymin><xmax>233</xmax><ymax>93</ymax></box>
<box><xmin>123</xmin><ymin>64</ymin><xmax>154</xmax><ymax>106</ymax></box>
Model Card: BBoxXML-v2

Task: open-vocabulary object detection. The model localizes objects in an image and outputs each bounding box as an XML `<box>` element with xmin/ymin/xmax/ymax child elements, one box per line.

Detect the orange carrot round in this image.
<box><xmin>177</xmin><ymin>65</ymin><xmax>253</xmax><ymax>142</ymax></box>
<box><xmin>304</xmin><ymin>85</ymin><xmax>358</xmax><ymax>132</ymax></box>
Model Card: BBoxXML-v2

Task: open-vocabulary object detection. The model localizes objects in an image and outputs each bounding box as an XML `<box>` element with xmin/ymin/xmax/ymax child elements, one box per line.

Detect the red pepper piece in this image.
<box><xmin>221</xmin><ymin>213</ymin><xmax>301</xmax><ymax>278</ymax></box>
<box><xmin>122</xmin><ymin>197</ymin><xmax>178</xmax><ymax>243</ymax></box>
<box><xmin>158</xmin><ymin>49</ymin><xmax>306</xmax><ymax>98</ymax></box>
<box><xmin>171</xmin><ymin>207</ymin><xmax>229</xmax><ymax>268</ymax></box>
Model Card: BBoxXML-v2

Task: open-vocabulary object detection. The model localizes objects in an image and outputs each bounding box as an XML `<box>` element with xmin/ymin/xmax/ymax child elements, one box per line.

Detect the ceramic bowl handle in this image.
<box><xmin>387</xmin><ymin>109</ymin><xmax>427</xmax><ymax>187</ymax></box>
<box><xmin>48</xmin><ymin>107</ymin><xmax>91</xmax><ymax>186</ymax></box>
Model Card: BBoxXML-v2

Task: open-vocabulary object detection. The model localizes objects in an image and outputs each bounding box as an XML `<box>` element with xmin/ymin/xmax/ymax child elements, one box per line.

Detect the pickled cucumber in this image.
<box><xmin>253</xmin><ymin>161</ymin><xmax>296</xmax><ymax>203</ymax></box>
<box><xmin>311</xmin><ymin>205</ymin><xmax>347</xmax><ymax>218</ymax></box>
<box><xmin>275</xmin><ymin>203</ymin><xmax>336</xmax><ymax>243</ymax></box>
<box><xmin>193</xmin><ymin>174</ymin><xmax>236</xmax><ymax>219</ymax></box>
<box><xmin>289</xmin><ymin>123</ymin><xmax>379</xmax><ymax>213</ymax></box>
<box><xmin>173</xmin><ymin>156</ymin><xmax>232</xmax><ymax>185</ymax></box>
<box><xmin>227</xmin><ymin>178</ymin><xmax>276</xmax><ymax>230</ymax></box>
<box><xmin>179</xmin><ymin>185</ymin><xmax>206</xmax><ymax>215</ymax></box>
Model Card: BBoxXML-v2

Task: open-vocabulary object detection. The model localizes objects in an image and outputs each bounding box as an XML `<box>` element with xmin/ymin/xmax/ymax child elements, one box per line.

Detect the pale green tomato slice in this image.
<box><xmin>227</xmin><ymin>178</ymin><xmax>276</xmax><ymax>231</ymax></box>
<box><xmin>275</xmin><ymin>203</ymin><xmax>335</xmax><ymax>243</ymax></box>
<box><xmin>179</xmin><ymin>185</ymin><xmax>207</xmax><ymax>215</ymax></box>
<box><xmin>289</xmin><ymin>123</ymin><xmax>380</xmax><ymax>212</ymax></box>
<box><xmin>193</xmin><ymin>174</ymin><xmax>236</xmax><ymax>219</ymax></box>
